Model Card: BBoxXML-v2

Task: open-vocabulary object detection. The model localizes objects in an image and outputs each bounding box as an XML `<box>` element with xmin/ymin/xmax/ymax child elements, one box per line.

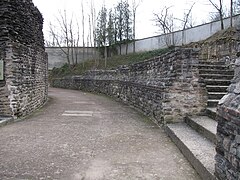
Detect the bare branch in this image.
<box><xmin>183</xmin><ymin>2</ymin><xmax>195</xmax><ymax>29</ymax></box>
<box><xmin>208</xmin><ymin>0</ymin><xmax>224</xmax><ymax>29</ymax></box>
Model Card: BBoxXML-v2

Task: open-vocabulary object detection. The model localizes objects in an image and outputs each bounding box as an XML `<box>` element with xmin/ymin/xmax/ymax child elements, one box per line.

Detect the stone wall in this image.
<box><xmin>215</xmin><ymin>55</ymin><xmax>240</xmax><ymax>179</ymax></box>
<box><xmin>0</xmin><ymin>0</ymin><xmax>48</xmax><ymax>118</ymax></box>
<box><xmin>52</xmin><ymin>48</ymin><xmax>207</xmax><ymax>124</ymax></box>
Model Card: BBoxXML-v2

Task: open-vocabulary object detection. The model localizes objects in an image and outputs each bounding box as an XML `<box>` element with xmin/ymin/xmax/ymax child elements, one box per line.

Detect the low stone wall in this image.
<box><xmin>52</xmin><ymin>48</ymin><xmax>207</xmax><ymax>124</ymax></box>
<box><xmin>0</xmin><ymin>0</ymin><xmax>48</xmax><ymax>118</ymax></box>
<box><xmin>215</xmin><ymin>56</ymin><xmax>240</xmax><ymax>179</ymax></box>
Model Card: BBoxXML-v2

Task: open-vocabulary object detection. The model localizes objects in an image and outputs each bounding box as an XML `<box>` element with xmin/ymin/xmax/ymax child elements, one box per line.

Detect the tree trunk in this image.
<box><xmin>126</xmin><ymin>42</ymin><xmax>128</xmax><ymax>55</ymax></box>
<box><xmin>133</xmin><ymin>13</ymin><xmax>136</xmax><ymax>53</ymax></box>
<box><xmin>119</xmin><ymin>44</ymin><xmax>122</xmax><ymax>55</ymax></box>
<box><xmin>219</xmin><ymin>0</ymin><xmax>224</xmax><ymax>30</ymax></box>
<box><xmin>104</xmin><ymin>46</ymin><xmax>107</xmax><ymax>68</ymax></box>
<box><xmin>220</xmin><ymin>12</ymin><xmax>224</xmax><ymax>30</ymax></box>
<box><xmin>230</xmin><ymin>0</ymin><xmax>233</xmax><ymax>27</ymax></box>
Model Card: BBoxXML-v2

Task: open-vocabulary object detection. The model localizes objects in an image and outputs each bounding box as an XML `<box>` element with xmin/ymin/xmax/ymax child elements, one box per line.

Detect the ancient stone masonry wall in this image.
<box><xmin>215</xmin><ymin>56</ymin><xmax>240</xmax><ymax>179</ymax></box>
<box><xmin>0</xmin><ymin>0</ymin><xmax>48</xmax><ymax>118</ymax></box>
<box><xmin>192</xmin><ymin>27</ymin><xmax>240</xmax><ymax>64</ymax></box>
<box><xmin>53</xmin><ymin>49</ymin><xmax>207</xmax><ymax>124</ymax></box>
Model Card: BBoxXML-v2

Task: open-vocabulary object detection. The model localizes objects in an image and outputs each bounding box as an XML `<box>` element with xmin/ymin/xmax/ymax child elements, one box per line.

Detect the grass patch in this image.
<box><xmin>50</xmin><ymin>48</ymin><xmax>171</xmax><ymax>79</ymax></box>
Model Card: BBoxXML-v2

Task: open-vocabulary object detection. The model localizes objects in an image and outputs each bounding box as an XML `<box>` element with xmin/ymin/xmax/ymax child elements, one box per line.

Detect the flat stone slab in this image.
<box><xmin>190</xmin><ymin>116</ymin><xmax>217</xmax><ymax>134</ymax></box>
<box><xmin>0</xmin><ymin>88</ymin><xmax>200</xmax><ymax>179</ymax></box>
<box><xmin>186</xmin><ymin>115</ymin><xmax>217</xmax><ymax>143</ymax></box>
<box><xmin>166</xmin><ymin>123</ymin><xmax>216</xmax><ymax>180</ymax></box>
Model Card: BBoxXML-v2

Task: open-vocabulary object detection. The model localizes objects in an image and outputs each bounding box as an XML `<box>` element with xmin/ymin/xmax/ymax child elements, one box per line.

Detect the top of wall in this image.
<box><xmin>0</xmin><ymin>0</ymin><xmax>44</xmax><ymax>48</ymax></box>
<box><xmin>135</xmin><ymin>14</ymin><xmax>240</xmax><ymax>42</ymax></box>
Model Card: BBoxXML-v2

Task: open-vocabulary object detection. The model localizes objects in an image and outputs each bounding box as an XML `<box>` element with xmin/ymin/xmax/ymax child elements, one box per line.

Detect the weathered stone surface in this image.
<box><xmin>52</xmin><ymin>48</ymin><xmax>207</xmax><ymax>124</ymax></box>
<box><xmin>215</xmin><ymin>55</ymin><xmax>240</xmax><ymax>179</ymax></box>
<box><xmin>0</xmin><ymin>0</ymin><xmax>48</xmax><ymax>118</ymax></box>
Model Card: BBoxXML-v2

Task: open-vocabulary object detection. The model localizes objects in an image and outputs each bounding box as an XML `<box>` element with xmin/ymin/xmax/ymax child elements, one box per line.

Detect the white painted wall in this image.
<box><xmin>119</xmin><ymin>14</ymin><xmax>240</xmax><ymax>54</ymax></box>
<box><xmin>46</xmin><ymin>47</ymin><xmax>99</xmax><ymax>70</ymax></box>
<box><xmin>47</xmin><ymin>15</ymin><xmax>240</xmax><ymax>69</ymax></box>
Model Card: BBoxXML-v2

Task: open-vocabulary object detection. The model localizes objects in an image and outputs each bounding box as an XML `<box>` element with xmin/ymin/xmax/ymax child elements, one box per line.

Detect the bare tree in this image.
<box><xmin>74</xmin><ymin>20</ymin><xmax>80</xmax><ymax>65</ymax></box>
<box><xmin>183</xmin><ymin>3</ymin><xmax>195</xmax><ymax>30</ymax></box>
<box><xmin>107</xmin><ymin>9</ymin><xmax>116</xmax><ymax>56</ymax></box>
<box><xmin>208</xmin><ymin>0</ymin><xmax>224</xmax><ymax>29</ymax></box>
<box><xmin>132</xmin><ymin>0</ymin><xmax>142</xmax><ymax>53</ymax></box>
<box><xmin>123</xmin><ymin>1</ymin><xmax>132</xmax><ymax>55</ymax></box>
<box><xmin>95</xmin><ymin>6</ymin><xmax>108</xmax><ymax>66</ymax></box>
<box><xmin>175</xmin><ymin>3</ymin><xmax>195</xmax><ymax>45</ymax></box>
<box><xmin>81</xmin><ymin>0</ymin><xmax>85</xmax><ymax>68</ymax></box>
<box><xmin>230</xmin><ymin>0</ymin><xmax>233</xmax><ymax>27</ymax></box>
<box><xmin>115</xmin><ymin>0</ymin><xmax>125</xmax><ymax>55</ymax></box>
<box><xmin>114</xmin><ymin>0</ymin><xmax>133</xmax><ymax>55</ymax></box>
<box><xmin>89</xmin><ymin>0</ymin><xmax>98</xmax><ymax>66</ymax></box>
<box><xmin>153</xmin><ymin>6</ymin><xmax>175</xmax><ymax>47</ymax></box>
<box><xmin>48</xmin><ymin>10</ymin><xmax>80</xmax><ymax>65</ymax></box>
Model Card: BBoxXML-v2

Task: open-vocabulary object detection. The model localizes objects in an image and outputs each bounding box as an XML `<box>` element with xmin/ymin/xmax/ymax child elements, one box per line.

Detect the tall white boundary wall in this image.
<box><xmin>119</xmin><ymin>14</ymin><xmax>240</xmax><ymax>54</ymax></box>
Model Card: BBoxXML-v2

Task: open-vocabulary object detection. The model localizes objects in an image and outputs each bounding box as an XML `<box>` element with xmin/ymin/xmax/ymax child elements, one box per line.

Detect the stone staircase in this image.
<box><xmin>165</xmin><ymin>60</ymin><xmax>234</xmax><ymax>180</ymax></box>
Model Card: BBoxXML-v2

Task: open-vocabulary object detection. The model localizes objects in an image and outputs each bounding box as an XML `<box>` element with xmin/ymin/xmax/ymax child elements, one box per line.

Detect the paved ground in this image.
<box><xmin>0</xmin><ymin>88</ymin><xmax>201</xmax><ymax>180</ymax></box>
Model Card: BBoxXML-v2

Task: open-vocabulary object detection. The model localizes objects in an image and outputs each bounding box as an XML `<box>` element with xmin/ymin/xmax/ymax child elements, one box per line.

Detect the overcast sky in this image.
<box><xmin>32</xmin><ymin>0</ymin><xmax>230</xmax><ymax>41</ymax></box>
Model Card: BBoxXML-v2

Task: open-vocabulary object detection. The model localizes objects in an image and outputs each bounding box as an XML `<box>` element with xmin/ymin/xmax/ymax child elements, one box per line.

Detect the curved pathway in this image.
<box><xmin>0</xmin><ymin>88</ymin><xmax>200</xmax><ymax>180</ymax></box>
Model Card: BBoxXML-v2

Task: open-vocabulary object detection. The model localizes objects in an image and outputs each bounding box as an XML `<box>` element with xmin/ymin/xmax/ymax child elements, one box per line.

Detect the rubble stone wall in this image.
<box><xmin>215</xmin><ymin>55</ymin><xmax>240</xmax><ymax>179</ymax></box>
<box><xmin>52</xmin><ymin>49</ymin><xmax>207</xmax><ymax>124</ymax></box>
<box><xmin>0</xmin><ymin>0</ymin><xmax>48</xmax><ymax>118</ymax></box>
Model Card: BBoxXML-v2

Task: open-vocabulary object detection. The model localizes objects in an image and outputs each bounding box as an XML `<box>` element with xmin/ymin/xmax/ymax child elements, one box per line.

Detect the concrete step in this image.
<box><xmin>165</xmin><ymin>123</ymin><xmax>216</xmax><ymax>180</ymax></box>
<box><xmin>206</xmin><ymin>85</ymin><xmax>228</xmax><ymax>92</ymax></box>
<box><xmin>208</xmin><ymin>92</ymin><xmax>227</xmax><ymax>99</ymax></box>
<box><xmin>185</xmin><ymin>116</ymin><xmax>217</xmax><ymax>144</ymax></box>
<box><xmin>204</xmin><ymin>79</ymin><xmax>231</xmax><ymax>86</ymax></box>
<box><xmin>207</xmin><ymin>99</ymin><xmax>219</xmax><ymax>107</ymax></box>
<box><xmin>206</xmin><ymin>107</ymin><xmax>217</xmax><ymax>120</ymax></box>
<box><xmin>200</xmin><ymin>74</ymin><xmax>233</xmax><ymax>80</ymax></box>
<box><xmin>199</xmin><ymin>69</ymin><xmax>234</xmax><ymax>75</ymax></box>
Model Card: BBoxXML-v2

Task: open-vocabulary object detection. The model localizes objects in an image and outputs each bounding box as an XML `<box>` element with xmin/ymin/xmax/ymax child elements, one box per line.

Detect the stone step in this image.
<box><xmin>185</xmin><ymin>116</ymin><xmax>217</xmax><ymax>144</ymax></box>
<box><xmin>206</xmin><ymin>85</ymin><xmax>229</xmax><ymax>92</ymax></box>
<box><xmin>206</xmin><ymin>107</ymin><xmax>217</xmax><ymax>120</ymax></box>
<box><xmin>204</xmin><ymin>79</ymin><xmax>231</xmax><ymax>86</ymax></box>
<box><xmin>200</xmin><ymin>74</ymin><xmax>233</xmax><ymax>80</ymax></box>
<box><xmin>165</xmin><ymin>123</ymin><xmax>216</xmax><ymax>180</ymax></box>
<box><xmin>198</xmin><ymin>60</ymin><xmax>226</xmax><ymax>66</ymax></box>
<box><xmin>207</xmin><ymin>99</ymin><xmax>219</xmax><ymax>107</ymax></box>
<box><xmin>208</xmin><ymin>92</ymin><xmax>227</xmax><ymax>99</ymax></box>
<box><xmin>199</xmin><ymin>69</ymin><xmax>234</xmax><ymax>76</ymax></box>
<box><xmin>197</xmin><ymin>64</ymin><xmax>229</xmax><ymax>70</ymax></box>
